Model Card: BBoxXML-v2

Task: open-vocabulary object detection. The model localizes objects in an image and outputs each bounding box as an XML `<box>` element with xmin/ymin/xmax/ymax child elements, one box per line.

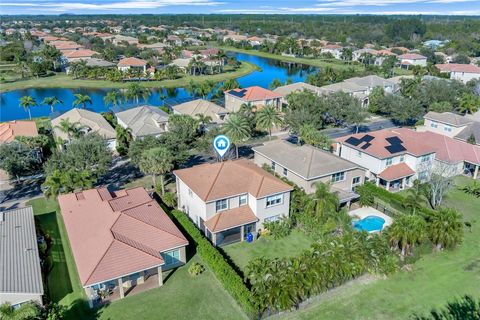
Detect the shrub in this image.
<box><xmin>171</xmin><ymin>210</ymin><xmax>256</xmax><ymax>316</ymax></box>
<box><xmin>188</xmin><ymin>262</ymin><xmax>205</xmax><ymax>276</ymax></box>
<box><xmin>161</xmin><ymin>192</ymin><xmax>177</xmax><ymax>208</ymax></box>
<box><xmin>263</xmin><ymin>217</ymin><xmax>292</xmax><ymax>239</ymax></box>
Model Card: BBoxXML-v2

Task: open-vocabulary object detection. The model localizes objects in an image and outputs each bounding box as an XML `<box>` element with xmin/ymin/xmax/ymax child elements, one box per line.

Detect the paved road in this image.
<box><xmin>321</xmin><ymin>119</ymin><xmax>397</xmax><ymax>139</ymax></box>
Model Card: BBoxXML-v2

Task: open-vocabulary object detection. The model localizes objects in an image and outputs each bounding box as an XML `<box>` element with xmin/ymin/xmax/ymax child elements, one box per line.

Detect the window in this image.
<box><xmin>161</xmin><ymin>249</ymin><xmax>180</xmax><ymax>266</ymax></box>
<box><xmin>430</xmin><ymin>121</ymin><xmax>438</xmax><ymax>128</ymax></box>
<box><xmin>271</xmin><ymin>161</ymin><xmax>276</xmax><ymax>170</ymax></box>
<box><xmin>188</xmin><ymin>188</ymin><xmax>193</xmax><ymax>197</ymax></box>
<box><xmin>266</xmin><ymin>194</ymin><xmax>283</xmax><ymax>207</ymax></box>
<box><xmin>283</xmin><ymin>168</ymin><xmax>288</xmax><ymax>176</ymax></box>
<box><xmin>265</xmin><ymin>215</ymin><xmax>281</xmax><ymax>223</ymax></box>
<box><xmin>444</xmin><ymin>125</ymin><xmax>452</xmax><ymax>132</ymax></box>
<box><xmin>386</xmin><ymin>157</ymin><xmax>393</xmax><ymax>166</ymax></box>
<box><xmin>239</xmin><ymin>194</ymin><xmax>248</xmax><ymax>206</ymax></box>
<box><xmin>331</xmin><ymin>172</ymin><xmax>345</xmax><ymax>183</ymax></box>
<box><xmin>400</xmin><ymin>155</ymin><xmax>405</xmax><ymax>162</ymax></box>
<box><xmin>357</xmin><ymin>150</ymin><xmax>362</xmax><ymax>157</ymax></box>
<box><xmin>421</xmin><ymin>155</ymin><xmax>430</xmax><ymax>163</ymax></box>
<box><xmin>215</xmin><ymin>199</ymin><xmax>228</xmax><ymax>212</ymax></box>
<box><xmin>352</xmin><ymin>176</ymin><xmax>361</xmax><ymax>185</ymax></box>
<box><xmin>418</xmin><ymin>171</ymin><xmax>428</xmax><ymax>181</ymax></box>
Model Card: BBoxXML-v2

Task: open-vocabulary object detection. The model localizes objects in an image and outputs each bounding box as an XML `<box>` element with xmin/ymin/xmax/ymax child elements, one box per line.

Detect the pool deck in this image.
<box><xmin>348</xmin><ymin>207</ymin><xmax>393</xmax><ymax>229</ymax></box>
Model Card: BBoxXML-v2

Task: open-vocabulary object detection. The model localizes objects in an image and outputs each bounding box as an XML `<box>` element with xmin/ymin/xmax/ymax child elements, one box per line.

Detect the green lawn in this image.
<box><xmin>28</xmin><ymin>197</ymin><xmax>246</xmax><ymax>320</ymax></box>
<box><xmin>0</xmin><ymin>61</ymin><xmax>258</xmax><ymax>93</ymax></box>
<box><xmin>222</xmin><ymin>229</ymin><xmax>314</xmax><ymax>271</ymax></box>
<box><xmin>275</xmin><ymin>176</ymin><xmax>480</xmax><ymax>320</ymax></box>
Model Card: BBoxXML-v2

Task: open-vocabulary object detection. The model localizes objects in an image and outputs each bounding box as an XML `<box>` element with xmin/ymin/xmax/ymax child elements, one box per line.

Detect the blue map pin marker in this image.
<box><xmin>213</xmin><ymin>135</ymin><xmax>231</xmax><ymax>158</ymax></box>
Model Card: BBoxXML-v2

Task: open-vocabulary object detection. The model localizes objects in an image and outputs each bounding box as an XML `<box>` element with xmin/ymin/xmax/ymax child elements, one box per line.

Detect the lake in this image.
<box><xmin>0</xmin><ymin>52</ymin><xmax>317</xmax><ymax>121</ymax></box>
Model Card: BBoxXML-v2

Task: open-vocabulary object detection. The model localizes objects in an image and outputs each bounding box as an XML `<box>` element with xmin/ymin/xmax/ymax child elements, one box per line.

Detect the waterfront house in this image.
<box><xmin>253</xmin><ymin>140</ymin><xmax>366</xmax><ymax>205</ymax></box>
<box><xmin>224</xmin><ymin>86</ymin><xmax>282</xmax><ymax>112</ymax></box>
<box><xmin>172</xmin><ymin>99</ymin><xmax>229</xmax><ymax>124</ymax></box>
<box><xmin>174</xmin><ymin>159</ymin><xmax>293</xmax><ymax>246</ymax></box>
<box><xmin>321</xmin><ymin>44</ymin><xmax>343</xmax><ymax>59</ymax></box>
<box><xmin>51</xmin><ymin>108</ymin><xmax>117</xmax><ymax>150</ymax></box>
<box><xmin>59</xmin><ymin>187</ymin><xmax>188</xmax><ymax>307</ymax></box>
<box><xmin>115</xmin><ymin>105</ymin><xmax>169</xmax><ymax>139</ymax></box>
<box><xmin>0</xmin><ymin>207</ymin><xmax>44</xmax><ymax>307</ymax></box>
<box><xmin>117</xmin><ymin>57</ymin><xmax>147</xmax><ymax>73</ymax></box>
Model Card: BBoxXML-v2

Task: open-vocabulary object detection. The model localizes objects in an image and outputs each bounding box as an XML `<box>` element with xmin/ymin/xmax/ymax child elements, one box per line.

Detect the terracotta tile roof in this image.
<box><xmin>204</xmin><ymin>206</ymin><xmax>258</xmax><ymax>233</ymax></box>
<box><xmin>0</xmin><ymin>121</ymin><xmax>38</xmax><ymax>143</ymax></box>
<box><xmin>323</xmin><ymin>44</ymin><xmax>342</xmax><ymax>50</ymax></box>
<box><xmin>59</xmin><ymin>187</ymin><xmax>188</xmax><ymax>287</ymax></box>
<box><xmin>173</xmin><ymin>159</ymin><xmax>293</xmax><ymax>202</ymax></box>
<box><xmin>435</xmin><ymin>63</ymin><xmax>480</xmax><ymax>74</ymax></box>
<box><xmin>337</xmin><ymin>128</ymin><xmax>436</xmax><ymax>159</ymax></box>
<box><xmin>225</xmin><ymin>86</ymin><xmax>282</xmax><ymax>101</ymax></box>
<box><xmin>396</xmin><ymin>128</ymin><xmax>480</xmax><ymax>165</ymax></box>
<box><xmin>377</xmin><ymin>49</ymin><xmax>396</xmax><ymax>56</ymax></box>
<box><xmin>117</xmin><ymin>57</ymin><xmax>147</xmax><ymax>67</ymax></box>
<box><xmin>378</xmin><ymin>163</ymin><xmax>415</xmax><ymax>181</ymax></box>
<box><xmin>64</xmin><ymin>49</ymin><xmax>98</xmax><ymax>59</ymax></box>
<box><xmin>399</xmin><ymin>53</ymin><xmax>426</xmax><ymax>60</ymax></box>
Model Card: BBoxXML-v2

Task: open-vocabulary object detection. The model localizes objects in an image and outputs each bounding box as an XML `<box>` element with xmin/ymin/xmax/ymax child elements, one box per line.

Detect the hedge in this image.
<box><xmin>171</xmin><ymin>210</ymin><xmax>256</xmax><ymax>317</ymax></box>
<box><xmin>358</xmin><ymin>182</ymin><xmax>436</xmax><ymax>216</ymax></box>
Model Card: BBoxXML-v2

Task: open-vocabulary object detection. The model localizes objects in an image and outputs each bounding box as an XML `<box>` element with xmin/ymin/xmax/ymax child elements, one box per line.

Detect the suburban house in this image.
<box><xmin>253</xmin><ymin>140</ymin><xmax>366</xmax><ymax>205</ymax></box>
<box><xmin>321</xmin><ymin>44</ymin><xmax>343</xmax><ymax>59</ymax></box>
<box><xmin>435</xmin><ymin>63</ymin><xmax>480</xmax><ymax>83</ymax></box>
<box><xmin>0</xmin><ymin>207</ymin><xmax>44</xmax><ymax>307</ymax></box>
<box><xmin>397</xmin><ymin>128</ymin><xmax>480</xmax><ymax>180</ymax></box>
<box><xmin>51</xmin><ymin>108</ymin><xmax>117</xmax><ymax>150</ymax></box>
<box><xmin>117</xmin><ymin>57</ymin><xmax>147</xmax><ymax>73</ymax></box>
<box><xmin>398</xmin><ymin>53</ymin><xmax>427</xmax><ymax>68</ymax></box>
<box><xmin>273</xmin><ymin>82</ymin><xmax>327</xmax><ymax>105</ymax></box>
<box><xmin>223</xmin><ymin>34</ymin><xmax>248</xmax><ymax>43</ymax></box>
<box><xmin>58</xmin><ymin>187</ymin><xmax>188</xmax><ymax>307</ymax></box>
<box><xmin>0</xmin><ymin>120</ymin><xmax>38</xmax><ymax>143</ymax></box>
<box><xmin>343</xmin><ymin>75</ymin><xmax>395</xmax><ymax>94</ymax></box>
<box><xmin>335</xmin><ymin>129</ymin><xmax>437</xmax><ymax>191</ymax></box>
<box><xmin>172</xmin><ymin>99</ymin><xmax>229</xmax><ymax>124</ymax></box>
<box><xmin>224</xmin><ymin>86</ymin><xmax>282</xmax><ymax>112</ymax></box>
<box><xmin>320</xmin><ymin>81</ymin><xmax>369</xmax><ymax>106</ymax></box>
<box><xmin>174</xmin><ymin>159</ymin><xmax>293</xmax><ymax>246</ymax></box>
<box><xmin>111</xmin><ymin>35</ymin><xmax>139</xmax><ymax>46</ymax></box>
<box><xmin>63</xmin><ymin>49</ymin><xmax>98</xmax><ymax>63</ymax></box>
<box><xmin>115</xmin><ymin>105</ymin><xmax>169</xmax><ymax>139</ymax></box>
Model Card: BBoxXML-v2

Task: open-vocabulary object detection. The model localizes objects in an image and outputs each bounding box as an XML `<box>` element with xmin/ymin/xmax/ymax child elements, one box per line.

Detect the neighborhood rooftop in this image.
<box><xmin>58</xmin><ymin>187</ymin><xmax>188</xmax><ymax>287</ymax></box>
<box><xmin>225</xmin><ymin>86</ymin><xmax>282</xmax><ymax>101</ymax></box>
<box><xmin>0</xmin><ymin>120</ymin><xmax>38</xmax><ymax>143</ymax></box>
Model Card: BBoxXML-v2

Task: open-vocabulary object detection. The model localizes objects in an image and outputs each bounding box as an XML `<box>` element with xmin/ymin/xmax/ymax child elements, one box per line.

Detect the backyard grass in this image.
<box><xmin>275</xmin><ymin>176</ymin><xmax>480</xmax><ymax>320</ymax></box>
<box><xmin>0</xmin><ymin>61</ymin><xmax>258</xmax><ymax>93</ymax></box>
<box><xmin>222</xmin><ymin>229</ymin><xmax>314</xmax><ymax>271</ymax></box>
<box><xmin>28</xmin><ymin>197</ymin><xmax>246</xmax><ymax>320</ymax></box>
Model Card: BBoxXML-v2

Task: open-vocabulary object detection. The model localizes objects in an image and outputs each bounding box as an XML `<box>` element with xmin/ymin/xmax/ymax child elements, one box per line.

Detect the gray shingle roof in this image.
<box><xmin>424</xmin><ymin>111</ymin><xmax>474</xmax><ymax>127</ymax></box>
<box><xmin>344</xmin><ymin>75</ymin><xmax>395</xmax><ymax>88</ymax></box>
<box><xmin>455</xmin><ymin>122</ymin><xmax>480</xmax><ymax>145</ymax></box>
<box><xmin>0</xmin><ymin>207</ymin><xmax>44</xmax><ymax>295</ymax></box>
<box><xmin>253</xmin><ymin>140</ymin><xmax>363</xmax><ymax>180</ymax></box>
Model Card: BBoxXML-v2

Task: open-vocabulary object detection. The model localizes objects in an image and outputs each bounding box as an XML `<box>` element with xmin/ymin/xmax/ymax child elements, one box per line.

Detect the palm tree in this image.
<box><xmin>103</xmin><ymin>90</ymin><xmax>122</xmax><ymax>108</ymax></box>
<box><xmin>196</xmin><ymin>114</ymin><xmax>213</xmax><ymax>132</ymax></box>
<box><xmin>42</xmin><ymin>96</ymin><xmax>63</xmax><ymax>113</ymax></box>
<box><xmin>72</xmin><ymin>93</ymin><xmax>92</xmax><ymax>109</ymax></box>
<box><xmin>256</xmin><ymin>106</ymin><xmax>283</xmax><ymax>139</ymax></box>
<box><xmin>223</xmin><ymin>114</ymin><xmax>251</xmax><ymax>159</ymax></box>
<box><xmin>55</xmin><ymin>118</ymin><xmax>82</xmax><ymax>141</ymax></box>
<box><xmin>221</xmin><ymin>79</ymin><xmax>240</xmax><ymax>91</ymax></box>
<box><xmin>387</xmin><ymin>214</ymin><xmax>427</xmax><ymax>259</ymax></box>
<box><xmin>19</xmin><ymin>95</ymin><xmax>37</xmax><ymax>120</ymax></box>
<box><xmin>426</xmin><ymin>208</ymin><xmax>464</xmax><ymax>251</ymax></box>
<box><xmin>403</xmin><ymin>180</ymin><xmax>427</xmax><ymax>214</ymax></box>
<box><xmin>457</xmin><ymin>93</ymin><xmax>480</xmax><ymax>115</ymax></box>
<box><xmin>197</xmin><ymin>81</ymin><xmax>215</xmax><ymax>99</ymax></box>
<box><xmin>185</xmin><ymin>80</ymin><xmax>199</xmax><ymax>98</ymax></box>
<box><xmin>158</xmin><ymin>87</ymin><xmax>167</xmax><ymax>106</ymax></box>
<box><xmin>309</xmin><ymin>182</ymin><xmax>340</xmax><ymax>214</ymax></box>
<box><xmin>0</xmin><ymin>302</ymin><xmax>39</xmax><ymax>320</ymax></box>
<box><xmin>269</xmin><ymin>78</ymin><xmax>283</xmax><ymax>90</ymax></box>
<box><xmin>139</xmin><ymin>147</ymin><xmax>174</xmax><ymax>195</ymax></box>
<box><xmin>124</xmin><ymin>83</ymin><xmax>150</xmax><ymax>105</ymax></box>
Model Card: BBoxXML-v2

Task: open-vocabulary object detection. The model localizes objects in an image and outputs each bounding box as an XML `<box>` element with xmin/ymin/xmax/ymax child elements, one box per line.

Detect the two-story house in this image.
<box><xmin>335</xmin><ymin>129</ymin><xmax>437</xmax><ymax>191</ymax></box>
<box><xmin>398</xmin><ymin>53</ymin><xmax>427</xmax><ymax>68</ymax></box>
<box><xmin>174</xmin><ymin>159</ymin><xmax>293</xmax><ymax>246</ymax></box>
<box><xmin>435</xmin><ymin>63</ymin><xmax>480</xmax><ymax>84</ymax></box>
<box><xmin>224</xmin><ymin>86</ymin><xmax>282</xmax><ymax>112</ymax></box>
<box><xmin>422</xmin><ymin>111</ymin><xmax>475</xmax><ymax>139</ymax></box>
<box><xmin>253</xmin><ymin>140</ymin><xmax>366</xmax><ymax>206</ymax></box>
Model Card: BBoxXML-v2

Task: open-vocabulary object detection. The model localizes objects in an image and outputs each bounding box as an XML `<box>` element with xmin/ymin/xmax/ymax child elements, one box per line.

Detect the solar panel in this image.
<box><xmin>228</xmin><ymin>89</ymin><xmax>247</xmax><ymax>98</ymax></box>
<box><xmin>385</xmin><ymin>144</ymin><xmax>406</xmax><ymax>154</ymax></box>
<box><xmin>361</xmin><ymin>142</ymin><xmax>371</xmax><ymax>150</ymax></box>
<box><xmin>362</xmin><ymin>134</ymin><xmax>374</xmax><ymax>142</ymax></box>
<box><xmin>386</xmin><ymin>136</ymin><xmax>403</xmax><ymax>144</ymax></box>
<box><xmin>345</xmin><ymin>137</ymin><xmax>361</xmax><ymax>146</ymax></box>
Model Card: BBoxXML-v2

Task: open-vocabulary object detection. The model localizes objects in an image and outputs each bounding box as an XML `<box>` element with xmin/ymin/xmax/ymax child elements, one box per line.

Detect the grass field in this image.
<box><xmin>222</xmin><ymin>229</ymin><xmax>314</xmax><ymax>271</ymax></box>
<box><xmin>0</xmin><ymin>61</ymin><xmax>258</xmax><ymax>93</ymax></box>
<box><xmin>28</xmin><ymin>197</ymin><xmax>246</xmax><ymax>320</ymax></box>
<box><xmin>275</xmin><ymin>176</ymin><xmax>480</xmax><ymax>320</ymax></box>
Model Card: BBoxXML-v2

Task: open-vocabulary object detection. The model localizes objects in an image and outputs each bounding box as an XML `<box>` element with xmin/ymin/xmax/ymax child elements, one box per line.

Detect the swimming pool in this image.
<box><xmin>353</xmin><ymin>215</ymin><xmax>386</xmax><ymax>232</ymax></box>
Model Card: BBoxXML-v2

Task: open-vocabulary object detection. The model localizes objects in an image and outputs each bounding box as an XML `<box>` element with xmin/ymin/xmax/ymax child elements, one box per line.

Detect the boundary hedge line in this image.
<box><xmin>171</xmin><ymin>210</ymin><xmax>256</xmax><ymax>317</ymax></box>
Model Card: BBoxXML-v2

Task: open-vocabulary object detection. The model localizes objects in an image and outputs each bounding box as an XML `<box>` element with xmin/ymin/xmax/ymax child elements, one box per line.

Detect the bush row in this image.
<box><xmin>171</xmin><ymin>210</ymin><xmax>256</xmax><ymax>317</ymax></box>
